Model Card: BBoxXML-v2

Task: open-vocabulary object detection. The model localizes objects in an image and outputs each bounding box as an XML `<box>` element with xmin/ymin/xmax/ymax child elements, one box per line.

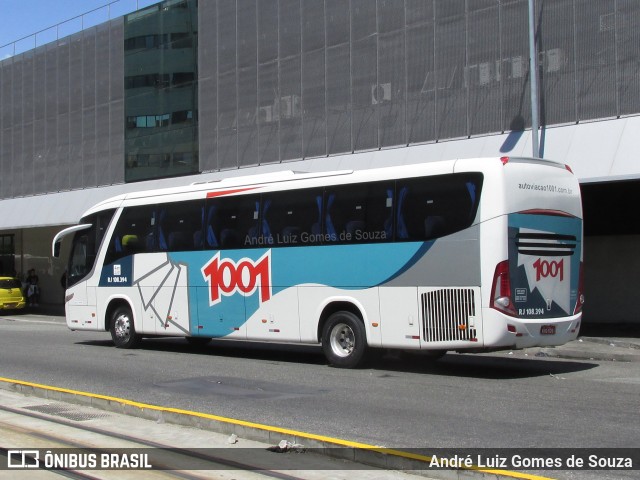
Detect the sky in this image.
<box><xmin>0</xmin><ymin>0</ymin><xmax>158</xmax><ymax>58</ymax></box>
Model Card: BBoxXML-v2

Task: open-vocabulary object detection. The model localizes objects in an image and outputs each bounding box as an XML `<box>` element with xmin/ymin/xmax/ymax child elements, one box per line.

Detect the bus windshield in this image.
<box><xmin>67</xmin><ymin>210</ymin><xmax>115</xmax><ymax>288</ymax></box>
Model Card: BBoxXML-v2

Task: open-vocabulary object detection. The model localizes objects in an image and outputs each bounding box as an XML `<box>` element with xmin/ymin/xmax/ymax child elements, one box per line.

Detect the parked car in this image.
<box><xmin>0</xmin><ymin>277</ymin><xmax>26</xmax><ymax>310</ymax></box>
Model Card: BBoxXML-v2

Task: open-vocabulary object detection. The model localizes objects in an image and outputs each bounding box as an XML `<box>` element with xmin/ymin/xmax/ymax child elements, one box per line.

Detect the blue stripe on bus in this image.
<box><xmin>170</xmin><ymin>242</ymin><xmax>431</xmax><ymax>291</ymax></box>
<box><xmin>169</xmin><ymin>241</ymin><xmax>433</xmax><ymax>337</ymax></box>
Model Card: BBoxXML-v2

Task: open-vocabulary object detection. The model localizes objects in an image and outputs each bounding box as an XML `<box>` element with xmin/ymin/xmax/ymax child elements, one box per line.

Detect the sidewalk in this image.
<box><xmin>526</xmin><ymin>336</ymin><xmax>640</xmax><ymax>363</ymax></box>
<box><xmin>0</xmin><ymin>388</ymin><xmax>433</xmax><ymax>480</ymax></box>
<box><xmin>525</xmin><ymin>322</ymin><xmax>640</xmax><ymax>363</ymax></box>
<box><xmin>22</xmin><ymin>303</ymin><xmax>65</xmax><ymax>317</ymax></box>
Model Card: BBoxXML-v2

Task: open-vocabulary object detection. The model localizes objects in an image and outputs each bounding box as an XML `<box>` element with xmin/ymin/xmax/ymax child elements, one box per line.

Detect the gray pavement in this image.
<box><xmin>2</xmin><ymin>308</ymin><xmax>639</xmax><ymax>480</ymax></box>
<box><xmin>15</xmin><ymin>305</ymin><xmax>640</xmax><ymax>364</ymax></box>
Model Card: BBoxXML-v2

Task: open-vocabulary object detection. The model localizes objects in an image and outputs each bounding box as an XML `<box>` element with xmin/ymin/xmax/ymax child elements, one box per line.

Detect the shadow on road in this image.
<box><xmin>77</xmin><ymin>336</ymin><xmax>598</xmax><ymax>380</ymax></box>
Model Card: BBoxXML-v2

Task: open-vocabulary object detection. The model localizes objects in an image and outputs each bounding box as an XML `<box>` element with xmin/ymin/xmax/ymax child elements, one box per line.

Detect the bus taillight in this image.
<box><xmin>573</xmin><ymin>262</ymin><xmax>585</xmax><ymax>315</ymax></box>
<box><xmin>490</xmin><ymin>260</ymin><xmax>517</xmax><ymax>316</ymax></box>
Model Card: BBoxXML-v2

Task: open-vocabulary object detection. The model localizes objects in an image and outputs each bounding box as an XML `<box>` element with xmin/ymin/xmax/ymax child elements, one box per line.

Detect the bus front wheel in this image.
<box><xmin>321</xmin><ymin>311</ymin><xmax>367</xmax><ymax>368</ymax></box>
<box><xmin>109</xmin><ymin>306</ymin><xmax>141</xmax><ymax>349</ymax></box>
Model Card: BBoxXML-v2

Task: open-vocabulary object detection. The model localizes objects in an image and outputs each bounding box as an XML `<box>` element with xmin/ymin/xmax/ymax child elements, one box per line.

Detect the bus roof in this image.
<box><xmin>80</xmin><ymin>156</ymin><xmax>569</xmax><ymax>219</ymax></box>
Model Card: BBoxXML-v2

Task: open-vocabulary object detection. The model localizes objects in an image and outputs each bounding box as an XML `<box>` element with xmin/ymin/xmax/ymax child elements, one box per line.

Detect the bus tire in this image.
<box><xmin>109</xmin><ymin>305</ymin><xmax>141</xmax><ymax>349</ymax></box>
<box><xmin>321</xmin><ymin>311</ymin><xmax>367</xmax><ymax>368</ymax></box>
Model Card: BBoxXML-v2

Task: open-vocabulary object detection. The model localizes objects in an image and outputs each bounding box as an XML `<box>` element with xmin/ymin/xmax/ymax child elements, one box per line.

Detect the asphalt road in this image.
<box><xmin>0</xmin><ymin>313</ymin><xmax>638</xmax><ymax>479</ymax></box>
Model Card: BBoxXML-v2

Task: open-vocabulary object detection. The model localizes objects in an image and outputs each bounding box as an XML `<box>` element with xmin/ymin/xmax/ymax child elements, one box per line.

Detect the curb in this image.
<box><xmin>537</xmin><ymin>347</ymin><xmax>640</xmax><ymax>363</ymax></box>
<box><xmin>533</xmin><ymin>337</ymin><xmax>640</xmax><ymax>363</ymax></box>
<box><xmin>0</xmin><ymin>376</ymin><xmax>552</xmax><ymax>480</ymax></box>
<box><xmin>579</xmin><ymin>337</ymin><xmax>640</xmax><ymax>350</ymax></box>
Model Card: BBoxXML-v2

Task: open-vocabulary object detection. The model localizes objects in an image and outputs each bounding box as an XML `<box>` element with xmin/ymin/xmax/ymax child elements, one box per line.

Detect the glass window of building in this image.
<box><xmin>124</xmin><ymin>0</ymin><xmax>198</xmax><ymax>182</ymax></box>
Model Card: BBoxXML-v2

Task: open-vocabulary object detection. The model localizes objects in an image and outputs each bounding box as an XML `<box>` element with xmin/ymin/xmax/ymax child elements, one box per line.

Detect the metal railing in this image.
<box><xmin>0</xmin><ymin>0</ymin><xmax>158</xmax><ymax>60</ymax></box>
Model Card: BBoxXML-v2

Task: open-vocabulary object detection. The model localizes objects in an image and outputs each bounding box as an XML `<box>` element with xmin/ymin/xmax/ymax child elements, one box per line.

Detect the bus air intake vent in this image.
<box><xmin>421</xmin><ymin>288</ymin><xmax>476</xmax><ymax>342</ymax></box>
<box><xmin>516</xmin><ymin>233</ymin><xmax>576</xmax><ymax>257</ymax></box>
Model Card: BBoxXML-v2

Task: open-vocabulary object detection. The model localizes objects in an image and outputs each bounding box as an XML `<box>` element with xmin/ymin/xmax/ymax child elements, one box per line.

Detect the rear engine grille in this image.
<box><xmin>516</xmin><ymin>233</ymin><xmax>576</xmax><ymax>257</ymax></box>
<box><xmin>421</xmin><ymin>288</ymin><xmax>476</xmax><ymax>342</ymax></box>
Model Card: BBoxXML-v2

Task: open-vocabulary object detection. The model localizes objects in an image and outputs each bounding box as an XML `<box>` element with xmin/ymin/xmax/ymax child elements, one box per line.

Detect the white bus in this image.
<box><xmin>53</xmin><ymin>157</ymin><xmax>584</xmax><ymax>368</ymax></box>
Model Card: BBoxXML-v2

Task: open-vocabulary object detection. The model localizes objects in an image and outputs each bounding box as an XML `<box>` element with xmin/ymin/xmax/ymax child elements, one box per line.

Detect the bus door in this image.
<box><xmin>192</xmin><ymin>196</ymin><xmax>264</xmax><ymax>340</ymax></box>
<box><xmin>66</xmin><ymin>235</ymin><xmax>92</xmax><ymax>327</ymax></box>
<box><xmin>196</xmin><ymin>250</ymin><xmax>249</xmax><ymax>339</ymax></box>
<box><xmin>59</xmin><ymin>216</ymin><xmax>114</xmax><ymax>330</ymax></box>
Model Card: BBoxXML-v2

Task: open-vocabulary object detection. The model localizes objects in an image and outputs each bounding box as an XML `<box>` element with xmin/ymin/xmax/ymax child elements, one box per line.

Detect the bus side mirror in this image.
<box><xmin>53</xmin><ymin>240</ymin><xmax>61</xmax><ymax>258</ymax></box>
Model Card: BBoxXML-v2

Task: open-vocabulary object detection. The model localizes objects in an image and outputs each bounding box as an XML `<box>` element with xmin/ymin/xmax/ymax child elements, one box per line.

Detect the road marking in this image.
<box><xmin>0</xmin><ymin>316</ymin><xmax>65</xmax><ymax>325</ymax></box>
<box><xmin>0</xmin><ymin>376</ymin><xmax>553</xmax><ymax>480</ymax></box>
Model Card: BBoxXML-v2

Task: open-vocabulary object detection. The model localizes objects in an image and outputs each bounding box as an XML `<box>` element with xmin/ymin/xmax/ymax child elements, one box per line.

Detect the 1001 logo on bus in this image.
<box><xmin>533</xmin><ymin>258</ymin><xmax>564</xmax><ymax>282</ymax></box>
<box><xmin>201</xmin><ymin>250</ymin><xmax>272</xmax><ymax>306</ymax></box>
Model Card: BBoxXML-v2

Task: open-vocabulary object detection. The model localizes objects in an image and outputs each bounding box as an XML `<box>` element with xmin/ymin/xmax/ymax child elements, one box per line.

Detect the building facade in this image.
<box><xmin>0</xmin><ymin>0</ymin><xmax>638</xmax><ymax>325</ymax></box>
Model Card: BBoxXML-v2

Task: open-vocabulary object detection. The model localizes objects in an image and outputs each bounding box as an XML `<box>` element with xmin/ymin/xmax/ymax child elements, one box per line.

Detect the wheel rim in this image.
<box><xmin>329</xmin><ymin>322</ymin><xmax>355</xmax><ymax>358</ymax></box>
<box><xmin>114</xmin><ymin>313</ymin><xmax>131</xmax><ymax>341</ymax></box>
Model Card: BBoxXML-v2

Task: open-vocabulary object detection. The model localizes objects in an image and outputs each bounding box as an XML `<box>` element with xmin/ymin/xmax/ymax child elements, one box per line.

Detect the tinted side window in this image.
<box><xmin>262</xmin><ymin>189</ymin><xmax>324</xmax><ymax>246</ymax></box>
<box><xmin>160</xmin><ymin>200</ymin><xmax>204</xmax><ymax>251</ymax></box>
<box><xmin>106</xmin><ymin>206</ymin><xmax>156</xmax><ymax>264</ymax></box>
<box><xmin>204</xmin><ymin>195</ymin><xmax>260</xmax><ymax>249</ymax></box>
<box><xmin>325</xmin><ymin>181</ymin><xmax>394</xmax><ymax>243</ymax></box>
<box><xmin>396</xmin><ymin>173</ymin><xmax>483</xmax><ymax>241</ymax></box>
<box><xmin>95</xmin><ymin>210</ymin><xmax>115</xmax><ymax>253</ymax></box>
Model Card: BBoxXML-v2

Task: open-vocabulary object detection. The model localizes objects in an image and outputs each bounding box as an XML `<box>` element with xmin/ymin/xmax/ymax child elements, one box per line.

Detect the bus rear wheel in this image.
<box><xmin>109</xmin><ymin>305</ymin><xmax>141</xmax><ymax>349</ymax></box>
<box><xmin>321</xmin><ymin>311</ymin><xmax>367</xmax><ymax>368</ymax></box>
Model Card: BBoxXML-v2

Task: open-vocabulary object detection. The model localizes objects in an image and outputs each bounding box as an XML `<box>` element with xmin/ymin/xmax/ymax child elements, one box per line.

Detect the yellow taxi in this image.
<box><xmin>0</xmin><ymin>277</ymin><xmax>26</xmax><ymax>310</ymax></box>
